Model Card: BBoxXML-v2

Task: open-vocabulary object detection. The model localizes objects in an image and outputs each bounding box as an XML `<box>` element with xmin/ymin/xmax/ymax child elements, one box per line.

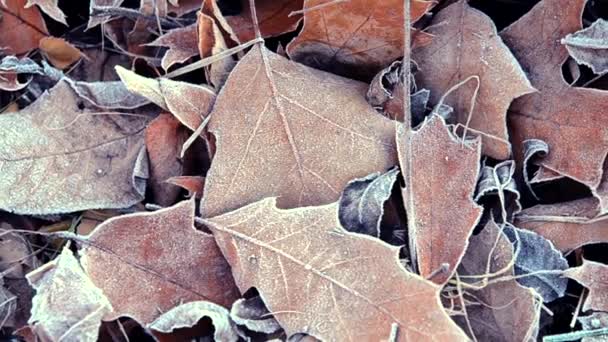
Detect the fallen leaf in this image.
<box><xmin>413</xmin><ymin>0</ymin><xmax>534</xmax><ymax>160</ymax></box>
<box><xmin>148</xmin><ymin>24</ymin><xmax>199</xmax><ymax>71</ymax></box>
<box><xmin>25</xmin><ymin>0</ymin><xmax>66</xmax><ymax>24</ymax></box>
<box><xmin>286</xmin><ymin>0</ymin><xmax>433</xmax><ymax>79</ymax></box>
<box><xmin>87</xmin><ymin>0</ymin><xmax>124</xmax><ymax>29</ymax></box>
<box><xmin>453</xmin><ymin>220</ymin><xmax>541</xmax><ymax>342</ymax></box>
<box><xmin>502</xmin><ymin>225</ymin><xmax>568</xmax><ymax>302</ymax></box>
<box><xmin>514</xmin><ymin>198</ymin><xmax>608</xmax><ymax>254</ymax></box>
<box><xmin>0</xmin><ymin>56</ymin><xmax>43</xmax><ymax>91</ymax></box>
<box><xmin>475</xmin><ymin>160</ymin><xmax>521</xmax><ymax>222</ymax></box>
<box><xmin>0</xmin><ymin>79</ymin><xmax>149</xmax><ymax>215</ymax></box>
<box><xmin>224</xmin><ymin>0</ymin><xmax>303</xmax><ymax>42</ymax></box>
<box><xmin>67</xmin><ymin>79</ymin><xmax>149</xmax><ymax>110</ymax></box>
<box><xmin>398</xmin><ymin>115</ymin><xmax>482</xmax><ymax>284</ymax></box>
<box><xmin>198</xmin><ymin>10</ymin><xmax>236</xmax><ymax>88</ymax></box>
<box><xmin>200</xmin><ymin>44</ymin><xmax>397</xmax><ymax>218</ymax></box>
<box><xmin>27</xmin><ymin>246</ymin><xmax>112</xmax><ymax>342</ymax></box>
<box><xmin>564</xmin><ymin>259</ymin><xmax>608</xmax><ymax>312</ymax></box>
<box><xmin>579</xmin><ymin>312</ymin><xmax>608</xmax><ymax>342</ymax></box>
<box><xmin>116</xmin><ymin>66</ymin><xmax>215</xmax><ymax>130</ymax></box>
<box><xmin>38</xmin><ymin>37</ymin><xmax>83</xmax><ymax>70</ymax></box>
<box><xmin>205</xmin><ymin>197</ymin><xmax>468</xmax><ymax>341</ymax></box>
<box><xmin>79</xmin><ymin>199</ymin><xmax>240</xmax><ymax>325</ymax></box>
<box><xmin>501</xmin><ymin>0</ymin><xmax>608</xmax><ymax>196</ymax></box>
<box><xmin>0</xmin><ymin>0</ymin><xmax>49</xmax><ymax>55</ymax></box>
<box><xmin>230</xmin><ymin>296</ymin><xmax>281</xmax><ymax>335</ymax></box>
<box><xmin>562</xmin><ymin>19</ymin><xmax>608</xmax><ymax>75</ymax></box>
<box><xmin>165</xmin><ymin>176</ymin><xmax>205</xmax><ymax>198</ymax></box>
<box><xmin>338</xmin><ymin>168</ymin><xmax>399</xmax><ymax>238</ymax></box>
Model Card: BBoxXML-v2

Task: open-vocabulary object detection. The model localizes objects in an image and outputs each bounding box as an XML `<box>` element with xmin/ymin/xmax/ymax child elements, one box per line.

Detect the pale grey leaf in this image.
<box><xmin>579</xmin><ymin>312</ymin><xmax>608</xmax><ymax>342</ymax></box>
<box><xmin>68</xmin><ymin>79</ymin><xmax>150</xmax><ymax>109</ymax></box>
<box><xmin>562</xmin><ymin>19</ymin><xmax>608</xmax><ymax>74</ymax></box>
<box><xmin>230</xmin><ymin>296</ymin><xmax>281</xmax><ymax>335</ymax></box>
<box><xmin>522</xmin><ymin>139</ymin><xmax>549</xmax><ymax>199</ymax></box>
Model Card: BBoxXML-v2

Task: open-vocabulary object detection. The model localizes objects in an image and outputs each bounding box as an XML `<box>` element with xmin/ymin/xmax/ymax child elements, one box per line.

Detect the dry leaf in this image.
<box><xmin>39</xmin><ymin>37</ymin><xmax>83</xmax><ymax>70</ymax></box>
<box><xmin>475</xmin><ymin>160</ymin><xmax>521</xmax><ymax>222</ymax></box>
<box><xmin>116</xmin><ymin>66</ymin><xmax>215</xmax><ymax>131</ymax></box>
<box><xmin>501</xmin><ymin>0</ymin><xmax>608</xmax><ymax>198</ymax></box>
<box><xmin>0</xmin><ymin>56</ymin><xmax>43</xmax><ymax>91</ymax></box>
<box><xmin>0</xmin><ymin>79</ymin><xmax>149</xmax><ymax>215</ymax></box>
<box><xmin>562</xmin><ymin>19</ymin><xmax>608</xmax><ymax>75</ymax></box>
<box><xmin>67</xmin><ymin>79</ymin><xmax>149</xmax><ymax>110</ymax></box>
<box><xmin>0</xmin><ymin>0</ymin><xmax>49</xmax><ymax>55</ymax></box>
<box><xmin>200</xmin><ymin>44</ymin><xmax>397</xmax><ymax>218</ymax></box>
<box><xmin>25</xmin><ymin>0</ymin><xmax>66</xmax><ymax>24</ymax></box>
<box><xmin>579</xmin><ymin>312</ymin><xmax>608</xmax><ymax>342</ymax></box>
<box><xmin>398</xmin><ymin>115</ymin><xmax>482</xmax><ymax>284</ymax></box>
<box><xmin>454</xmin><ymin>220</ymin><xmax>541</xmax><ymax>342</ymax></box>
<box><xmin>413</xmin><ymin>0</ymin><xmax>534</xmax><ymax>160</ymax></box>
<box><xmin>148</xmin><ymin>24</ymin><xmax>199</xmax><ymax>71</ymax></box>
<box><xmin>79</xmin><ymin>199</ymin><xmax>240</xmax><ymax>325</ymax></box>
<box><xmin>286</xmin><ymin>0</ymin><xmax>433</xmax><ymax>79</ymax></box>
<box><xmin>514</xmin><ymin>198</ymin><xmax>608</xmax><ymax>254</ymax></box>
<box><xmin>230</xmin><ymin>296</ymin><xmax>281</xmax><ymax>335</ymax></box>
<box><xmin>198</xmin><ymin>10</ymin><xmax>236</xmax><ymax>88</ymax></box>
<box><xmin>564</xmin><ymin>260</ymin><xmax>608</xmax><ymax>312</ymax></box>
<box><xmin>165</xmin><ymin>176</ymin><xmax>205</xmax><ymax>198</ymax></box>
<box><xmin>224</xmin><ymin>0</ymin><xmax>303</xmax><ymax>42</ymax></box>
<box><xmin>27</xmin><ymin>246</ymin><xmax>112</xmax><ymax>342</ymax></box>
<box><xmin>87</xmin><ymin>0</ymin><xmax>124</xmax><ymax>28</ymax></box>
<box><xmin>205</xmin><ymin>197</ymin><xmax>468</xmax><ymax>341</ymax></box>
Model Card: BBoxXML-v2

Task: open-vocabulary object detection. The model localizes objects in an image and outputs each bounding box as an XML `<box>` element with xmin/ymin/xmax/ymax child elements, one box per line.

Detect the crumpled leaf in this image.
<box><xmin>413</xmin><ymin>0</ymin><xmax>534</xmax><ymax>160</ymax></box>
<box><xmin>579</xmin><ymin>312</ymin><xmax>608</xmax><ymax>342</ymax></box>
<box><xmin>149</xmin><ymin>301</ymin><xmax>239</xmax><ymax>342</ymax></box>
<box><xmin>0</xmin><ymin>0</ymin><xmax>49</xmax><ymax>55</ymax></box>
<box><xmin>87</xmin><ymin>0</ymin><xmax>123</xmax><ymax>28</ymax></box>
<box><xmin>25</xmin><ymin>0</ymin><xmax>66</xmax><ymax>24</ymax></box>
<box><xmin>521</xmin><ymin>139</ymin><xmax>550</xmax><ymax>199</ymax></box>
<box><xmin>453</xmin><ymin>220</ymin><xmax>541</xmax><ymax>342</ymax></box>
<box><xmin>286</xmin><ymin>0</ymin><xmax>433</xmax><ymax>79</ymax></box>
<box><xmin>230</xmin><ymin>296</ymin><xmax>281</xmax><ymax>335</ymax></box>
<box><xmin>205</xmin><ymin>197</ymin><xmax>468</xmax><ymax>341</ymax></box>
<box><xmin>502</xmin><ymin>225</ymin><xmax>568</xmax><ymax>302</ymax></box>
<box><xmin>562</xmin><ymin>19</ymin><xmax>608</xmax><ymax>74</ymax></box>
<box><xmin>0</xmin><ymin>79</ymin><xmax>149</xmax><ymax>215</ymax></box>
<box><xmin>475</xmin><ymin>160</ymin><xmax>521</xmax><ymax>222</ymax></box>
<box><xmin>79</xmin><ymin>199</ymin><xmax>240</xmax><ymax>325</ymax></box>
<box><xmin>200</xmin><ymin>44</ymin><xmax>397</xmax><ymax>218</ymax></box>
<box><xmin>0</xmin><ymin>56</ymin><xmax>43</xmax><ymax>91</ymax></box>
<box><xmin>398</xmin><ymin>115</ymin><xmax>482</xmax><ymax>284</ymax></box>
<box><xmin>514</xmin><ymin>198</ymin><xmax>608</xmax><ymax>254</ymax></box>
<box><xmin>148</xmin><ymin>24</ymin><xmax>199</xmax><ymax>71</ymax></box>
<box><xmin>39</xmin><ymin>37</ymin><xmax>83</xmax><ymax>70</ymax></box>
<box><xmin>564</xmin><ymin>259</ymin><xmax>608</xmax><ymax>312</ymax></box>
<box><xmin>27</xmin><ymin>246</ymin><xmax>112</xmax><ymax>342</ymax></box>
<box><xmin>224</xmin><ymin>0</ymin><xmax>303</xmax><ymax>42</ymax></box>
<box><xmin>116</xmin><ymin>66</ymin><xmax>215</xmax><ymax>131</ymax></box>
<box><xmin>501</xmin><ymin>0</ymin><xmax>608</xmax><ymax>199</ymax></box>
<box><xmin>338</xmin><ymin>167</ymin><xmax>399</xmax><ymax>238</ymax></box>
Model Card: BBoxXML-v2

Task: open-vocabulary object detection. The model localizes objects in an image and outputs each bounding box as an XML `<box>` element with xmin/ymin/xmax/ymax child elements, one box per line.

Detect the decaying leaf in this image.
<box><xmin>205</xmin><ymin>197</ymin><xmax>468</xmax><ymax>341</ymax></box>
<box><xmin>501</xmin><ymin>0</ymin><xmax>608</xmax><ymax>198</ymax></box>
<box><xmin>27</xmin><ymin>246</ymin><xmax>112</xmax><ymax>342</ymax></box>
<box><xmin>79</xmin><ymin>199</ymin><xmax>240</xmax><ymax>325</ymax></box>
<box><xmin>0</xmin><ymin>79</ymin><xmax>149</xmax><ymax>215</ymax></box>
<box><xmin>200</xmin><ymin>44</ymin><xmax>397</xmax><ymax>218</ymax></box>
<box><xmin>25</xmin><ymin>0</ymin><xmax>66</xmax><ymax>24</ymax></box>
<box><xmin>230</xmin><ymin>296</ymin><xmax>281</xmax><ymax>335</ymax></box>
<box><xmin>502</xmin><ymin>225</ymin><xmax>568</xmax><ymax>302</ymax></box>
<box><xmin>0</xmin><ymin>0</ymin><xmax>49</xmax><ymax>55</ymax></box>
<box><xmin>514</xmin><ymin>198</ymin><xmax>608</xmax><ymax>253</ymax></box>
<box><xmin>453</xmin><ymin>220</ymin><xmax>541</xmax><ymax>342</ymax></box>
<box><xmin>564</xmin><ymin>259</ymin><xmax>608</xmax><ymax>312</ymax></box>
<box><xmin>286</xmin><ymin>0</ymin><xmax>433</xmax><ymax>79</ymax></box>
<box><xmin>148</xmin><ymin>24</ymin><xmax>199</xmax><ymax>71</ymax></box>
<box><xmin>224</xmin><ymin>0</ymin><xmax>303</xmax><ymax>42</ymax></box>
<box><xmin>413</xmin><ymin>0</ymin><xmax>534</xmax><ymax>160</ymax></box>
<box><xmin>39</xmin><ymin>37</ymin><xmax>83</xmax><ymax>70</ymax></box>
<box><xmin>338</xmin><ymin>168</ymin><xmax>399</xmax><ymax>238</ymax></box>
<box><xmin>562</xmin><ymin>19</ymin><xmax>608</xmax><ymax>75</ymax></box>
<box><xmin>398</xmin><ymin>115</ymin><xmax>482</xmax><ymax>284</ymax></box>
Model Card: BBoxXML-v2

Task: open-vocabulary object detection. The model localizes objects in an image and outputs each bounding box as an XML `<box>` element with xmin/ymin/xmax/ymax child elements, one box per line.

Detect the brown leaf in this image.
<box><xmin>79</xmin><ymin>199</ymin><xmax>240</xmax><ymax>325</ymax></box>
<box><xmin>39</xmin><ymin>37</ymin><xmax>83</xmax><ymax>70</ymax></box>
<box><xmin>500</xmin><ymin>0</ymin><xmax>608</xmax><ymax>196</ymax></box>
<box><xmin>200</xmin><ymin>44</ymin><xmax>397</xmax><ymax>218</ymax></box>
<box><xmin>453</xmin><ymin>220</ymin><xmax>541</xmax><ymax>341</ymax></box>
<box><xmin>25</xmin><ymin>0</ymin><xmax>66</xmax><ymax>24</ymax></box>
<box><xmin>0</xmin><ymin>0</ymin><xmax>49</xmax><ymax>55</ymax></box>
<box><xmin>0</xmin><ymin>79</ymin><xmax>149</xmax><ymax>215</ymax></box>
<box><xmin>225</xmin><ymin>0</ymin><xmax>303</xmax><ymax>42</ymax></box>
<box><xmin>230</xmin><ymin>296</ymin><xmax>281</xmax><ymax>335</ymax></box>
<box><xmin>87</xmin><ymin>0</ymin><xmax>123</xmax><ymax>28</ymax></box>
<box><xmin>205</xmin><ymin>197</ymin><xmax>468</xmax><ymax>341</ymax></box>
<box><xmin>412</xmin><ymin>0</ymin><xmax>534</xmax><ymax>160</ymax></box>
<box><xmin>398</xmin><ymin>115</ymin><xmax>482</xmax><ymax>284</ymax></box>
<box><xmin>148</xmin><ymin>24</ymin><xmax>199</xmax><ymax>71</ymax></box>
<box><xmin>286</xmin><ymin>0</ymin><xmax>433</xmax><ymax>79</ymax></box>
<box><xmin>564</xmin><ymin>260</ymin><xmax>608</xmax><ymax>312</ymax></box>
<box><xmin>165</xmin><ymin>176</ymin><xmax>205</xmax><ymax>198</ymax></box>
<box><xmin>562</xmin><ymin>19</ymin><xmax>608</xmax><ymax>75</ymax></box>
<box><xmin>197</xmin><ymin>10</ymin><xmax>236</xmax><ymax>88</ymax></box>
<box><xmin>27</xmin><ymin>246</ymin><xmax>112</xmax><ymax>342</ymax></box>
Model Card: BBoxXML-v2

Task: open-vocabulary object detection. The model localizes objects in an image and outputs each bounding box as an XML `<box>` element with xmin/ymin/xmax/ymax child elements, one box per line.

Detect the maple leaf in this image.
<box><xmin>286</xmin><ymin>0</ymin><xmax>434</xmax><ymax>79</ymax></box>
<box><xmin>562</xmin><ymin>19</ymin><xmax>608</xmax><ymax>75</ymax></box>
<box><xmin>0</xmin><ymin>0</ymin><xmax>49</xmax><ymax>55</ymax></box>
<box><xmin>200</xmin><ymin>44</ymin><xmax>397</xmax><ymax>218</ymax></box>
<box><xmin>564</xmin><ymin>260</ymin><xmax>608</xmax><ymax>312</ymax></box>
<box><xmin>412</xmin><ymin>0</ymin><xmax>534</xmax><ymax>160</ymax></box>
<box><xmin>148</xmin><ymin>24</ymin><xmax>199</xmax><ymax>71</ymax></box>
<box><xmin>500</xmin><ymin>0</ymin><xmax>608</xmax><ymax>198</ymax></box>
<box><xmin>224</xmin><ymin>0</ymin><xmax>303</xmax><ymax>42</ymax></box>
<box><xmin>205</xmin><ymin>197</ymin><xmax>468</xmax><ymax>341</ymax></box>
<box><xmin>25</xmin><ymin>0</ymin><xmax>66</xmax><ymax>25</ymax></box>
<box><xmin>398</xmin><ymin>115</ymin><xmax>482</xmax><ymax>284</ymax></box>
<box><xmin>0</xmin><ymin>79</ymin><xmax>149</xmax><ymax>215</ymax></box>
<box><xmin>79</xmin><ymin>199</ymin><xmax>240</xmax><ymax>325</ymax></box>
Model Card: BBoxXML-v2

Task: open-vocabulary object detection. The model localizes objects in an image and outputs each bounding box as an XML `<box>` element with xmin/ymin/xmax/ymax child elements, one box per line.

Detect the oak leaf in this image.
<box><xmin>0</xmin><ymin>0</ymin><xmax>49</xmax><ymax>55</ymax></box>
<box><xmin>200</xmin><ymin>44</ymin><xmax>397</xmax><ymax>218</ymax></box>
<box><xmin>148</xmin><ymin>24</ymin><xmax>199</xmax><ymax>71</ymax></box>
<box><xmin>562</xmin><ymin>19</ymin><xmax>608</xmax><ymax>75</ymax></box>
<box><xmin>205</xmin><ymin>197</ymin><xmax>468</xmax><ymax>341</ymax></box>
<box><xmin>224</xmin><ymin>0</ymin><xmax>303</xmax><ymax>42</ymax></box>
<box><xmin>412</xmin><ymin>0</ymin><xmax>534</xmax><ymax>160</ymax></box>
<box><xmin>79</xmin><ymin>199</ymin><xmax>240</xmax><ymax>325</ymax></box>
<box><xmin>25</xmin><ymin>0</ymin><xmax>66</xmax><ymax>24</ymax></box>
<box><xmin>564</xmin><ymin>260</ymin><xmax>608</xmax><ymax>312</ymax></box>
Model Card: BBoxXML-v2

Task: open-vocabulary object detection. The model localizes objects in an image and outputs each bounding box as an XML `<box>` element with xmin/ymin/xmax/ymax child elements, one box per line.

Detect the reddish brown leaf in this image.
<box><xmin>197</xmin><ymin>10</ymin><xmax>236</xmax><ymax>88</ymax></box>
<box><xmin>500</xmin><ymin>0</ymin><xmax>608</xmax><ymax>194</ymax></box>
<box><xmin>225</xmin><ymin>0</ymin><xmax>303</xmax><ymax>42</ymax></box>
<box><xmin>79</xmin><ymin>199</ymin><xmax>240</xmax><ymax>325</ymax></box>
<box><xmin>38</xmin><ymin>37</ymin><xmax>82</xmax><ymax>70</ymax></box>
<box><xmin>205</xmin><ymin>197</ymin><xmax>468</xmax><ymax>341</ymax></box>
<box><xmin>148</xmin><ymin>24</ymin><xmax>199</xmax><ymax>71</ymax></box>
<box><xmin>286</xmin><ymin>0</ymin><xmax>433</xmax><ymax>79</ymax></box>
<box><xmin>200</xmin><ymin>44</ymin><xmax>397</xmax><ymax>218</ymax></box>
<box><xmin>165</xmin><ymin>176</ymin><xmax>205</xmax><ymax>198</ymax></box>
<box><xmin>564</xmin><ymin>260</ymin><xmax>608</xmax><ymax>312</ymax></box>
<box><xmin>398</xmin><ymin>115</ymin><xmax>482</xmax><ymax>284</ymax></box>
<box><xmin>412</xmin><ymin>0</ymin><xmax>534</xmax><ymax>160</ymax></box>
<box><xmin>25</xmin><ymin>0</ymin><xmax>66</xmax><ymax>24</ymax></box>
<box><xmin>0</xmin><ymin>0</ymin><xmax>49</xmax><ymax>55</ymax></box>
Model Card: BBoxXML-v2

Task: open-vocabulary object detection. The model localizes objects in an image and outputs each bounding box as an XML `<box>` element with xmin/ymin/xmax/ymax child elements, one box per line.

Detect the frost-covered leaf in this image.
<box><xmin>225</xmin><ymin>0</ymin><xmax>303</xmax><ymax>42</ymax></box>
<box><xmin>148</xmin><ymin>24</ymin><xmax>199</xmax><ymax>71</ymax></box>
<box><xmin>564</xmin><ymin>260</ymin><xmax>608</xmax><ymax>312</ymax></box>
<box><xmin>230</xmin><ymin>296</ymin><xmax>281</xmax><ymax>335</ymax></box>
<box><xmin>25</xmin><ymin>0</ymin><xmax>66</xmax><ymax>24</ymax></box>
<box><xmin>562</xmin><ymin>19</ymin><xmax>608</xmax><ymax>74</ymax></box>
<box><xmin>579</xmin><ymin>312</ymin><xmax>608</xmax><ymax>342</ymax></box>
<box><xmin>0</xmin><ymin>0</ymin><xmax>49</xmax><ymax>55</ymax></box>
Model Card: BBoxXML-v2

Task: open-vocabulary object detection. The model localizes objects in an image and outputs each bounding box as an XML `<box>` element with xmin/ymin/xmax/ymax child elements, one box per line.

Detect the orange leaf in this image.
<box><xmin>39</xmin><ymin>37</ymin><xmax>82</xmax><ymax>70</ymax></box>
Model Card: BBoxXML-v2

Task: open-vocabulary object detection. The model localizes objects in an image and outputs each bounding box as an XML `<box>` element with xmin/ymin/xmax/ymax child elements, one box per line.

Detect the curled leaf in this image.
<box><xmin>564</xmin><ymin>260</ymin><xmax>608</xmax><ymax>312</ymax></box>
<box><xmin>562</xmin><ymin>19</ymin><xmax>608</xmax><ymax>74</ymax></box>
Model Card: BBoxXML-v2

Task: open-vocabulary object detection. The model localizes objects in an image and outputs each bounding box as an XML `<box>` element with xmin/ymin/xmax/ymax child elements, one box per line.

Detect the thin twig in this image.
<box><xmin>543</xmin><ymin>328</ymin><xmax>608</xmax><ymax>342</ymax></box>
